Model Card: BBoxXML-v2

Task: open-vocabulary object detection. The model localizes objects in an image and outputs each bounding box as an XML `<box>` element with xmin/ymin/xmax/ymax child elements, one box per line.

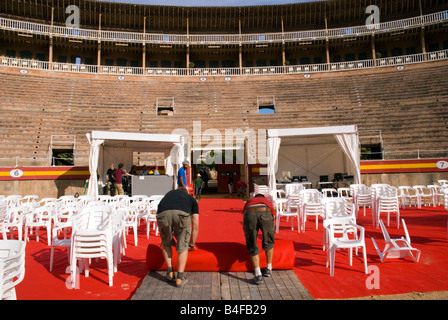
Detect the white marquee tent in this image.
<box><xmin>266</xmin><ymin>125</ymin><xmax>361</xmax><ymax>198</ymax></box>
<box><xmin>85</xmin><ymin>131</ymin><xmax>185</xmax><ymax>197</ymax></box>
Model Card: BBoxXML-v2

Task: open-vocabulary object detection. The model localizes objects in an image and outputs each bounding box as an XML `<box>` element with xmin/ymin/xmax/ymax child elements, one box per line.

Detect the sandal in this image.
<box><xmin>175</xmin><ymin>276</ymin><xmax>187</xmax><ymax>288</ymax></box>
<box><xmin>165</xmin><ymin>270</ymin><xmax>175</xmax><ymax>282</ymax></box>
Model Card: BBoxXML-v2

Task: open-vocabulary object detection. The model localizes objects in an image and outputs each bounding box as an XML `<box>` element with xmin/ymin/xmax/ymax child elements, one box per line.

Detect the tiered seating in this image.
<box><xmin>0</xmin><ymin>60</ymin><xmax>447</xmax><ymax>165</ymax></box>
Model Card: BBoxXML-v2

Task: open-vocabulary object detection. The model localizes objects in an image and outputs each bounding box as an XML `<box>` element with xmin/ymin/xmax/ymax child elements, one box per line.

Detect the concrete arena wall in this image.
<box><xmin>0</xmin><ymin>179</ymin><xmax>86</xmax><ymax>198</ymax></box>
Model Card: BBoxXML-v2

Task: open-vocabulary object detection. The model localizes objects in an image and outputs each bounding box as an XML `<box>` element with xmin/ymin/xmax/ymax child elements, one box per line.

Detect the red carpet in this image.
<box><xmin>146</xmin><ymin>240</ymin><xmax>295</xmax><ymax>272</ymax></box>
<box><xmin>14</xmin><ymin>198</ymin><xmax>448</xmax><ymax>299</ymax></box>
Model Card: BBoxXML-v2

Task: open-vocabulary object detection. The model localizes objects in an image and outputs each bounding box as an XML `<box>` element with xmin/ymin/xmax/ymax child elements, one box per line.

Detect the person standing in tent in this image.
<box><xmin>105</xmin><ymin>163</ymin><xmax>116</xmax><ymax>195</ymax></box>
<box><xmin>177</xmin><ymin>160</ymin><xmax>189</xmax><ymax>189</ymax></box>
<box><xmin>156</xmin><ymin>187</ymin><xmax>200</xmax><ymax>288</ymax></box>
<box><xmin>242</xmin><ymin>194</ymin><xmax>276</xmax><ymax>285</ymax></box>
<box><xmin>113</xmin><ymin>163</ymin><xmax>134</xmax><ymax>195</ymax></box>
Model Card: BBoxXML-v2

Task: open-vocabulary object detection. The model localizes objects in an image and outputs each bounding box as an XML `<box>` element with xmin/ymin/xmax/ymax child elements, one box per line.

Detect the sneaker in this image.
<box><xmin>263</xmin><ymin>268</ymin><xmax>272</xmax><ymax>277</ymax></box>
<box><xmin>253</xmin><ymin>275</ymin><xmax>264</xmax><ymax>285</ymax></box>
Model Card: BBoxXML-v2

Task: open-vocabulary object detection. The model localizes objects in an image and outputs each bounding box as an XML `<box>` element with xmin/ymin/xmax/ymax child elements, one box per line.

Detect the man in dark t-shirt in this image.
<box><xmin>156</xmin><ymin>188</ymin><xmax>199</xmax><ymax>287</ymax></box>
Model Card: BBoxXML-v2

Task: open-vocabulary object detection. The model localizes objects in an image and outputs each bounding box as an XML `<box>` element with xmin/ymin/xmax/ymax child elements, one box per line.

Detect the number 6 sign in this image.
<box><xmin>9</xmin><ymin>169</ymin><xmax>24</xmax><ymax>178</ymax></box>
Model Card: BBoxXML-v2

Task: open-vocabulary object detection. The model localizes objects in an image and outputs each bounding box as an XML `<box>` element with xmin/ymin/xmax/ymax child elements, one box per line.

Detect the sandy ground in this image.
<box><xmin>345</xmin><ymin>291</ymin><xmax>448</xmax><ymax>300</ymax></box>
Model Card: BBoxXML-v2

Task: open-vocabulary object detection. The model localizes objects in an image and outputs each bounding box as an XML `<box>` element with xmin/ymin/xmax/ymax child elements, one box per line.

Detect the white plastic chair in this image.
<box><xmin>119</xmin><ymin>206</ymin><xmax>139</xmax><ymax>247</ymax></box>
<box><xmin>0</xmin><ymin>240</ymin><xmax>26</xmax><ymax>300</ymax></box>
<box><xmin>25</xmin><ymin>204</ymin><xmax>55</xmax><ymax>246</ymax></box>
<box><xmin>4</xmin><ymin>206</ymin><xmax>29</xmax><ymax>241</ymax></box>
<box><xmin>322</xmin><ymin>199</ymin><xmax>357</xmax><ymax>251</ymax></box>
<box><xmin>300</xmin><ymin>189</ymin><xmax>324</xmax><ymax>232</ymax></box>
<box><xmin>275</xmin><ymin>198</ymin><xmax>300</xmax><ymax>233</ymax></box>
<box><xmin>427</xmin><ymin>185</ymin><xmax>444</xmax><ymax>207</ymax></box>
<box><xmin>49</xmin><ymin>225</ymin><xmax>72</xmax><ymax>272</ymax></box>
<box><xmin>322</xmin><ymin>188</ymin><xmax>338</xmax><ymax>198</ymax></box>
<box><xmin>143</xmin><ymin>200</ymin><xmax>160</xmax><ymax>238</ymax></box>
<box><xmin>20</xmin><ymin>195</ymin><xmax>39</xmax><ymax>208</ymax></box>
<box><xmin>70</xmin><ymin>205</ymin><xmax>115</xmax><ymax>287</ymax></box>
<box><xmin>413</xmin><ymin>185</ymin><xmax>433</xmax><ymax>208</ymax></box>
<box><xmin>398</xmin><ymin>186</ymin><xmax>419</xmax><ymax>209</ymax></box>
<box><xmin>337</xmin><ymin>187</ymin><xmax>352</xmax><ymax>201</ymax></box>
<box><xmin>324</xmin><ymin>217</ymin><xmax>368</xmax><ymax>277</ymax></box>
<box><xmin>371</xmin><ymin>219</ymin><xmax>421</xmax><ymax>263</ymax></box>
<box><xmin>5</xmin><ymin>195</ymin><xmax>22</xmax><ymax>208</ymax></box>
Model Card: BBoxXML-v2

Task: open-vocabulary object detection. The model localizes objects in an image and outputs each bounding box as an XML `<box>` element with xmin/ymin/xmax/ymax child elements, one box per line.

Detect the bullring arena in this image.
<box><xmin>1</xmin><ymin>0</ymin><xmax>448</xmax><ymax>306</ymax></box>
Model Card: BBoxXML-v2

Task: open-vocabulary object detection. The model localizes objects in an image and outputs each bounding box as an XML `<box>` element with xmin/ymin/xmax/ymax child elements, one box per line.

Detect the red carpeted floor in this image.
<box><xmin>14</xmin><ymin>198</ymin><xmax>448</xmax><ymax>300</ymax></box>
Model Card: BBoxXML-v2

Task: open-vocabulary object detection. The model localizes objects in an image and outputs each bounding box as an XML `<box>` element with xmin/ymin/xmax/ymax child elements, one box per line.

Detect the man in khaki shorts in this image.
<box><xmin>242</xmin><ymin>194</ymin><xmax>276</xmax><ymax>285</ymax></box>
<box><xmin>156</xmin><ymin>188</ymin><xmax>199</xmax><ymax>287</ymax></box>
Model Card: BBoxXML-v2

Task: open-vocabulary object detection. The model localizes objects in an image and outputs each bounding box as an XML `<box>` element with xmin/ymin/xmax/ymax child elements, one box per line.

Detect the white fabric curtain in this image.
<box><xmin>267</xmin><ymin>137</ymin><xmax>281</xmax><ymax>200</ymax></box>
<box><xmin>334</xmin><ymin>132</ymin><xmax>361</xmax><ymax>184</ymax></box>
<box><xmin>86</xmin><ymin>133</ymin><xmax>104</xmax><ymax>197</ymax></box>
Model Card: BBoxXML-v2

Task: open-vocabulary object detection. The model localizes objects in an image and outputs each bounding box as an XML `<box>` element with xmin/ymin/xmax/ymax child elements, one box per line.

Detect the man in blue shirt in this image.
<box><xmin>177</xmin><ymin>160</ymin><xmax>189</xmax><ymax>189</ymax></box>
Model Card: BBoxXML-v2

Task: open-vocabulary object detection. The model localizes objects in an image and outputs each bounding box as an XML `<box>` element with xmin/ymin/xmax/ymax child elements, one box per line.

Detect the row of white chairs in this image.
<box><xmin>1</xmin><ymin>194</ymin><xmax>163</xmax><ymax>288</ymax></box>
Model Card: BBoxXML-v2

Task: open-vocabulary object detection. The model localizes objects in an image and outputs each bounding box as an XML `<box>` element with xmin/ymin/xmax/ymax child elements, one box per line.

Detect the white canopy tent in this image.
<box><xmin>85</xmin><ymin>131</ymin><xmax>185</xmax><ymax>197</ymax></box>
<box><xmin>266</xmin><ymin>125</ymin><xmax>361</xmax><ymax>198</ymax></box>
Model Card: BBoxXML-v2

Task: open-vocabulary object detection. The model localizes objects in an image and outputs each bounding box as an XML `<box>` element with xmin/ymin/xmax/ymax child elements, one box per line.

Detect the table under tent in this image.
<box><xmin>85</xmin><ymin>131</ymin><xmax>185</xmax><ymax>197</ymax></box>
<box><xmin>266</xmin><ymin>125</ymin><xmax>361</xmax><ymax>199</ymax></box>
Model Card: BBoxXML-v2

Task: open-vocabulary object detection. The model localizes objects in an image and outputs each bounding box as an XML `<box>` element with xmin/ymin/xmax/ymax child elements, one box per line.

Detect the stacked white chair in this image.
<box><xmin>351</xmin><ymin>184</ymin><xmax>373</xmax><ymax>217</ymax></box>
<box><xmin>300</xmin><ymin>189</ymin><xmax>324</xmax><ymax>232</ymax></box>
<box><xmin>70</xmin><ymin>205</ymin><xmax>115</xmax><ymax>288</ymax></box>
<box><xmin>0</xmin><ymin>201</ymin><xmax>7</xmax><ymax>240</ymax></box>
<box><xmin>0</xmin><ymin>240</ymin><xmax>26</xmax><ymax>300</ymax></box>
<box><xmin>285</xmin><ymin>183</ymin><xmax>304</xmax><ymax>197</ymax></box>
<box><xmin>324</xmin><ymin>217</ymin><xmax>368</xmax><ymax>277</ymax></box>
<box><xmin>375</xmin><ymin>185</ymin><xmax>400</xmax><ymax>229</ymax></box>
<box><xmin>398</xmin><ymin>186</ymin><xmax>419</xmax><ymax>209</ymax></box>
<box><xmin>253</xmin><ymin>184</ymin><xmax>270</xmax><ymax>198</ymax></box>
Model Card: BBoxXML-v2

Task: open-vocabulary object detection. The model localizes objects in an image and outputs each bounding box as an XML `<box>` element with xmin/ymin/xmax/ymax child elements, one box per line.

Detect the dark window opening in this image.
<box><xmin>52</xmin><ymin>149</ymin><xmax>74</xmax><ymax>166</ymax></box>
<box><xmin>361</xmin><ymin>144</ymin><xmax>382</xmax><ymax>160</ymax></box>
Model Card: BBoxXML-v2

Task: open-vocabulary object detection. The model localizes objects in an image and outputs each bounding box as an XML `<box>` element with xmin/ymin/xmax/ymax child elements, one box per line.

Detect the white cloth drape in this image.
<box><xmin>334</xmin><ymin>132</ymin><xmax>361</xmax><ymax>184</ymax></box>
<box><xmin>267</xmin><ymin>136</ymin><xmax>281</xmax><ymax>200</ymax></box>
<box><xmin>164</xmin><ymin>139</ymin><xmax>185</xmax><ymax>188</ymax></box>
<box><xmin>86</xmin><ymin>133</ymin><xmax>104</xmax><ymax>197</ymax></box>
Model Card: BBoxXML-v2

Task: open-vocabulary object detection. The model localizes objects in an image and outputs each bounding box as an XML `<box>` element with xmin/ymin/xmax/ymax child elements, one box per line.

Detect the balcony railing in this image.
<box><xmin>0</xmin><ymin>10</ymin><xmax>447</xmax><ymax>45</ymax></box>
<box><xmin>2</xmin><ymin>49</ymin><xmax>447</xmax><ymax>77</ymax></box>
